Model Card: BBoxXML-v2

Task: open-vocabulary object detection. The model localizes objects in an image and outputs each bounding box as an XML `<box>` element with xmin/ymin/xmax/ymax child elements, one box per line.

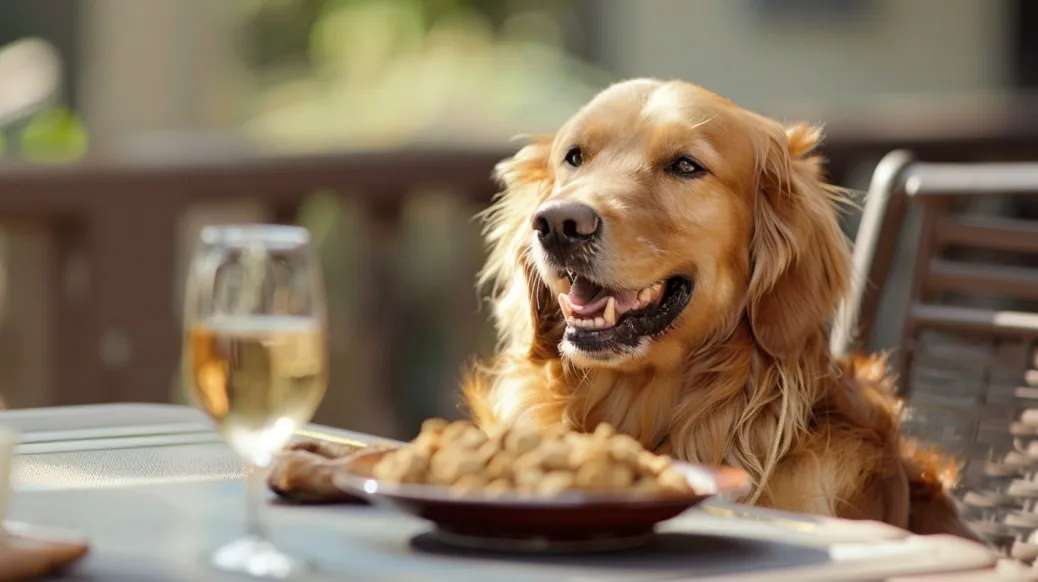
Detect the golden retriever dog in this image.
<box><xmin>463</xmin><ymin>78</ymin><xmax>979</xmax><ymax>540</ymax></box>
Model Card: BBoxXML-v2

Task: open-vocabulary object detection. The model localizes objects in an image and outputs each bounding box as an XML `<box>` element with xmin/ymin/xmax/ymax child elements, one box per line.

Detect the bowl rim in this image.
<box><xmin>332</xmin><ymin>448</ymin><xmax>752</xmax><ymax>508</ymax></box>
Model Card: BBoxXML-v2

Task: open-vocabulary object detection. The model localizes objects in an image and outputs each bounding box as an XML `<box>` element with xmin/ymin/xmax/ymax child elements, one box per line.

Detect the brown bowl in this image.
<box><xmin>332</xmin><ymin>449</ymin><xmax>751</xmax><ymax>553</ymax></box>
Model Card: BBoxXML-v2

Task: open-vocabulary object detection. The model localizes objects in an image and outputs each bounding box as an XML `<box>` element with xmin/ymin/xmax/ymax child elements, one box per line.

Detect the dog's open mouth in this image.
<box><xmin>556</xmin><ymin>274</ymin><xmax>694</xmax><ymax>352</ymax></box>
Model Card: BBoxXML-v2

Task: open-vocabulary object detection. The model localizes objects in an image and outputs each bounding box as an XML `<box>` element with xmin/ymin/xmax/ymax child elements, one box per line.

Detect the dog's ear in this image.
<box><xmin>478</xmin><ymin>135</ymin><xmax>563</xmax><ymax>360</ymax></box>
<box><xmin>746</xmin><ymin>123</ymin><xmax>850</xmax><ymax>358</ymax></box>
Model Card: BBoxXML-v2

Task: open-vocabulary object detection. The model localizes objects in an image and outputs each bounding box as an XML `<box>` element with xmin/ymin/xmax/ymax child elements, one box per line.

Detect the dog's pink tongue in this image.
<box><xmin>566</xmin><ymin>278</ymin><xmax>641</xmax><ymax>317</ymax></box>
<box><xmin>568</xmin><ymin>278</ymin><xmax>601</xmax><ymax>307</ymax></box>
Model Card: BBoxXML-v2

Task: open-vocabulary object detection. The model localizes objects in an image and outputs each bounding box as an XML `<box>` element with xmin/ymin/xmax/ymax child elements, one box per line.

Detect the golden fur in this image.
<box><xmin>463</xmin><ymin>79</ymin><xmax>978</xmax><ymax>539</ymax></box>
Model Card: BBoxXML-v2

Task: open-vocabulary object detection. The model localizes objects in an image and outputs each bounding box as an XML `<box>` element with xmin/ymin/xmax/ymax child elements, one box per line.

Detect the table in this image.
<box><xmin>0</xmin><ymin>404</ymin><xmax>1011</xmax><ymax>581</ymax></box>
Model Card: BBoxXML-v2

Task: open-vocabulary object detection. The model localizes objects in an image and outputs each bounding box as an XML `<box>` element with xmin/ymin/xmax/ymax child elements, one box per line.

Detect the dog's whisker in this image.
<box><xmin>652</xmin><ymin>248</ymin><xmax>697</xmax><ymax>262</ymax></box>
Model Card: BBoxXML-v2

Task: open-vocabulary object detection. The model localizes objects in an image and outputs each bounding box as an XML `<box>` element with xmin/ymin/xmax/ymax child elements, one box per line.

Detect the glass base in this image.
<box><xmin>209</xmin><ymin>535</ymin><xmax>310</xmax><ymax>579</ymax></box>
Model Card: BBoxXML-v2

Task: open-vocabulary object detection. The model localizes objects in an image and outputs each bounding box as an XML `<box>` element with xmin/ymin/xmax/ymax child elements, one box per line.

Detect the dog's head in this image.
<box><xmin>480</xmin><ymin>79</ymin><xmax>849</xmax><ymax>371</ymax></box>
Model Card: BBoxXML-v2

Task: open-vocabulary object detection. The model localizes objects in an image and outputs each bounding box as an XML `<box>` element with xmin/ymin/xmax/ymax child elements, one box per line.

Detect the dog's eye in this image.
<box><xmin>563</xmin><ymin>147</ymin><xmax>584</xmax><ymax>168</ymax></box>
<box><xmin>667</xmin><ymin>156</ymin><xmax>706</xmax><ymax>177</ymax></box>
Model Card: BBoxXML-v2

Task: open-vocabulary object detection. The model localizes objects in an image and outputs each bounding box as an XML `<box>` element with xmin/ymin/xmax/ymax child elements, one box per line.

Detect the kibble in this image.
<box><xmin>371</xmin><ymin>419</ymin><xmax>697</xmax><ymax>498</ymax></box>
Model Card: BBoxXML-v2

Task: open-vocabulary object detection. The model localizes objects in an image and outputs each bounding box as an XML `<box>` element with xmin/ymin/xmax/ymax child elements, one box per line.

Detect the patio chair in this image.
<box><xmin>834</xmin><ymin>150</ymin><xmax>1038</xmax><ymax>557</ymax></box>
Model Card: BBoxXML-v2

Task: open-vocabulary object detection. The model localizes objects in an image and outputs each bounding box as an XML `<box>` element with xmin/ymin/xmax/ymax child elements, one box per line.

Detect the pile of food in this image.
<box><xmin>372</xmin><ymin>419</ymin><xmax>696</xmax><ymax>498</ymax></box>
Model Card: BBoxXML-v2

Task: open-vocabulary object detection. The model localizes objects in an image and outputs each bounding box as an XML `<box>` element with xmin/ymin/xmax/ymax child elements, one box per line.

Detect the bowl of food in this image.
<box><xmin>333</xmin><ymin>420</ymin><xmax>750</xmax><ymax>553</ymax></box>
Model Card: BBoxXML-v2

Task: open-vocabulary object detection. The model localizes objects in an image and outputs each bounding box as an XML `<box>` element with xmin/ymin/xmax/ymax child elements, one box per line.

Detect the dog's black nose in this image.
<box><xmin>532</xmin><ymin>201</ymin><xmax>601</xmax><ymax>258</ymax></box>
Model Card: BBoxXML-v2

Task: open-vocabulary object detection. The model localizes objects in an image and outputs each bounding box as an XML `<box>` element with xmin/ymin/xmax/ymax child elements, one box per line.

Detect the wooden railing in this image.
<box><xmin>0</xmin><ymin>147</ymin><xmax>509</xmax><ymax>437</ymax></box>
<box><xmin>2</xmin><ymin>110</ymin><xmax>1038</xmax><ymax>437</ymax></box>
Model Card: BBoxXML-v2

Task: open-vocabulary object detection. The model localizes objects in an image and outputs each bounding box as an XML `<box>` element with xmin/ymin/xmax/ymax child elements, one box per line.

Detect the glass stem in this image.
<box><xmin>245</xmin><ymin>461</ymin><xmax>270</xmax><ymax>541</ymax></box>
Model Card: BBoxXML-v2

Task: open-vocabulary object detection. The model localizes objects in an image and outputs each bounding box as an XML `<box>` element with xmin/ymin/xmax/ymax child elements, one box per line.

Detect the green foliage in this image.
<box><xmin>241</xmin><ymin>0</ymin><xmax>567</xmax><ymax>73</ymax></box>
<box><xmin>239</xmin><ymin>0</ymin><xmax>607</xmax><ymax>151</ymax></box>
<box><xmin>18</xmin><ymin>105</ymin><xmax>88</xmax><ymax>163</ymax></box>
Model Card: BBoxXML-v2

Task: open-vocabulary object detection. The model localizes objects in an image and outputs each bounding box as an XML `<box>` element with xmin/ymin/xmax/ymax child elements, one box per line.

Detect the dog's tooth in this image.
<box><xmin>593</xmin><ymin>317</ymin><xmax>606</xmax><ymax>329</ymax></box>
<box><xmin>638</xmin><ymin>288</ymin><xmax>651</xmax><ymax>302</ymax></box>
<box><xmin>603</xmin><ymin>297</ymin><xmax>616</xmax><ymax>326</ymax></box>
<box><xmin>558</xmin><ymin>293</ymin><xmax>574</xmax><ymax>318</ymax></box>
<box><xmin>558</xmin><ymin>277</ymin><xmax>572</xmax><ymax>294</ymax></box>
<box><xmin>578</xmin><ymin>319</ymin><xmax>593</xmax><ymax>329</ymax></box>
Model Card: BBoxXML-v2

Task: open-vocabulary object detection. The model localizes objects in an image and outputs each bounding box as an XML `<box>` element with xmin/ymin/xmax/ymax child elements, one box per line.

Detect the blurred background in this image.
<box><xmin>0</xmin><ymin>0</ymin><xmax>1037</xmax><ymax>441</ymax></box>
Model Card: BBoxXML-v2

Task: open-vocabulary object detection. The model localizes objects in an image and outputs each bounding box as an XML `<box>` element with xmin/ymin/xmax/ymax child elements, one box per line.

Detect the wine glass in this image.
<box><xmin>183</xmin><ymin>224</ymin><xmax>328</xmax><ymax>578</ymax></box>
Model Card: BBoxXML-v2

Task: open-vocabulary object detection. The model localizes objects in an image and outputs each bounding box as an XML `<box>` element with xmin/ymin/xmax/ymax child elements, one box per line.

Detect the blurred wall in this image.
<box><xmin>595</xmin><ymin>0</ymin><xmax>1011</xmax><ymax>117</ymax></box>
<box><xmin>78</xmin><ymin>0</ymin><xmax>239</xmax><ymax>153</ymax></box>
<box><xmin>73</xmin><ymin>0</ymin><xmax>1015</xmax><ymax>150</ymax></box>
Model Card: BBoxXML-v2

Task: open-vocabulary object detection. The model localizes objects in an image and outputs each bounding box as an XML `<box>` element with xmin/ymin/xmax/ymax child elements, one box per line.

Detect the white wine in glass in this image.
<box><xmin>183</xmin><ymin>225</ymin><xmax>328</xmax><ymax>578</ymax></box>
